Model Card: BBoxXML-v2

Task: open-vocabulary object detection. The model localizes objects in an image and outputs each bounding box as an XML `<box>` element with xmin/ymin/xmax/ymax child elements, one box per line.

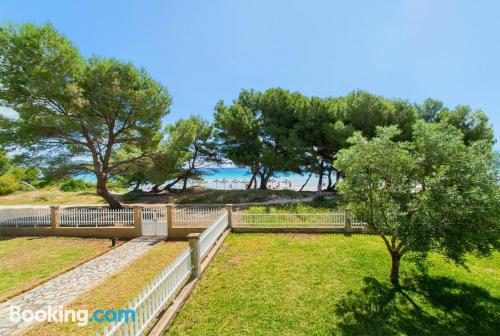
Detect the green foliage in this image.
<box><xmin>7</xmin><ymin>166</ymin><xmax>40</xmax><ymax>184</ymax></box>
<box><xmin>215</xmin><ymin>88</ymin><xmax>312</xmax><ymax>189</ymax></box>
<box><xmin>0</xmin><ymin>150</ymin><xmax>11</xmax><ymax>175</ymax></box>
<box><xmin>416</xmin><ymin>98</ymin><xmax>446</xmax><ymax>122</ymax></box>
<box><xmin>340</xmin><ymin>90</ymin><xmax>417</xmax><ymax>141</ymax></box>
<box><xmin>336</xmin><ymin>121</ymin><xmax>500</xmax><ymax>283</ymax></box>
<box><xmin>438</xmin><ymin>105</ymin><xmax>495</xmax><ymax>147</ymax></box>
<box><xmin>0</xmin><ymin>23</ymin><xmax>171</xmax><ymax>207</ymax></box>
<box><xmin>163</xmin><ymin>116</ymin><xmax>221</xmax><ymax>188</ymax></box>
<box><xmin>59</xmin><ymin>178</ymin><xmax>95</xmax><ymax>192</ymax></box>
<box><xmin>0</xmin><ymin>173</ymin><xmax>19</xmax><ymax>195</ymax></box>
<box><xmin>216</xmin><ymin>89</ymin><xmax>419</xmax><ymax>191</ymax></box>
<box><xmin>115</xmin><ymin>116</ymin><xmax>220</xmax><ymax>191</ymax></box>
<box><xmin>22</xmin><ymin>167</ymin><xmax>40</xmax><ymax>184</ymax></box>
<box><xmin>214</xmin><ymin>91</ymin><xmax>262</xmax><ymax>181</ymax></box>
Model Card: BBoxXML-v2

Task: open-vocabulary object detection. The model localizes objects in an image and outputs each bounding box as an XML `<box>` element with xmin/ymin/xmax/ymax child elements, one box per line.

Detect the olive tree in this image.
<box><xmin>336</xmin><ymin>122</ymin><xmax>499</xmax><ymax>285</ymax></box>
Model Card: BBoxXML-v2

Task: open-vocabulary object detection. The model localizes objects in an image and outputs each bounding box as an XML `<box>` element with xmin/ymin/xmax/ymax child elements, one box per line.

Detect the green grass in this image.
<box><xmin>0</xmin><ymin>236</ymin><xmax>112</xmax><ymax>301</ymax></box>
<box><xmin>166</xmin><ymin>234</ymin><xmax>499</xmax><ymax>336</ymax></box>
<box><xmin>244</xmin><ymin>202</ymin><xmax>339</xmax><ymax>214</ymax></box>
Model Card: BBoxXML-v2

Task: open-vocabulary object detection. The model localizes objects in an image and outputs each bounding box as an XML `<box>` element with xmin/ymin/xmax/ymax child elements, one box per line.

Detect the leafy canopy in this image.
<box><xmin>336</xmin><ymin>121</ymin><xmax>499</xmax><ymax>283</ymax></box>
<box><xmin>0</xmin><ymin>23</ymin><xmax>171</xmax><ymax>207</ymax></box>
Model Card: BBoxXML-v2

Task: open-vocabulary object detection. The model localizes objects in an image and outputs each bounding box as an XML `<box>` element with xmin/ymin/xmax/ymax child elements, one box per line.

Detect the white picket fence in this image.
<box><xmin>97</xmin><ymin>210</ymin><xmax>230</xmax><ymax>336</ymax></box>
<box><xmin>97</xmin><ymin>247</ymin><xmax>192</xmax><ymax>336</ymax></box>
<box><xmin>199</xmin><ymin>211</ymin><xmax>229</xmax><ymax>260</ymax></box>
<box><xmin>0</xmin><ymin>206</ymin><xmax>51</xmax><ymax>227</ymax></box>
<box><xmin>172</xmin><ymin>207</ymin><xmax>225</xmax><ymax>226</ymax></box>
<box><xmin>0</xmin><ymin>205</ymin><xmax>365</xmax><ymax>230</ymax></box>
<box><xmin>232</xmin><ymin>212</ymin><xmax>348</xmax><ymax>227</ymax></box>
<box><xmin>59</xmin><ymin>208</ymin><xmax>134</xmax><ymax>227</ymax></box>
<box><xmin>351</xmin><ymin>220</ymin><xmax>365</xmax><ymax>228</ymax></box>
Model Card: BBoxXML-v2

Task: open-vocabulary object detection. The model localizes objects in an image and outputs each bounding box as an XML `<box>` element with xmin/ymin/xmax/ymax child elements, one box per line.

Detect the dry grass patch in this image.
<box><xmin>0</xmin><ymin>236</ymin><xmax>112</xmax><ymax>302</ymax></box>
<box><xmin>0</xmin><ymin>188</ymin><xmax>106</xmax><ymax>205</ymax></box>
<box><xmin>23</xmin><ymin>240</ymin><xmax>188</xmax><ymax>336</ymax></box>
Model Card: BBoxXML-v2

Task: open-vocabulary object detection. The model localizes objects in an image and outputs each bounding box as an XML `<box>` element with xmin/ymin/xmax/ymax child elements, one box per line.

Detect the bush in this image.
<box><xmin>60</xmin><ymin>178</ymin><xmax>94</xmax><ymax>192</ymax></box>
<box><xmin>312</xmin><ymin>194</ymin><xmax>327</xmax><ymax>204</ymax></box>
<box><xmin>0</xmin><ymin>174</ymin><xmax>19</xmax><ymax>195</ymax></box>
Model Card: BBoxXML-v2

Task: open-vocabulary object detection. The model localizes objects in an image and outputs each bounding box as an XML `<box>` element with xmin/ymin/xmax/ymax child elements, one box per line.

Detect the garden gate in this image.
<box><xmin>141</xmin><ymin>208</ymin><xmax>168</xmax><ymax>236</ymax></box>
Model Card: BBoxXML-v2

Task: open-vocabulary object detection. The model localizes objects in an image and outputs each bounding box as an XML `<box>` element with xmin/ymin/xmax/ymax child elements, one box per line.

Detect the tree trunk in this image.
<box><xmin>164</xmin><ymin>176</ymin><xmax>183</xmax><ymax>192</ymax></box>
<box><xmin>390</xmin><ymin>253</ymin><xmax>401</xmax><ymax>285</ymax></box>
<box><xmin>299</xmin><ymin>172</ymin><xmax>313</xmax><ymax>191</ymax></box>
<box><xmin>326</xmin><ymin>168</ymin><xmax>333</xmax><ymax>191</ymax></box>
<box><xmin>182</xmin><ymin>177</ymin><xmax>188</xmax><ymax>190</ymax></box>
<box><xmin>96</xmin><ymin>175</ymin><xmax>122</xmax><ymax>209</ymax></box>
<box><xmin>247</xmin><ymin>173</ymin><xmax>256</xmax><ymax>190</ymax></box>
<box><xmin>259</xmin><ymin>173</ymin><xmax>268</xmax><ymax>189</ymax></box>
<box><xmin>150</xmin><ymin>184</ymin><xmax>161</xmax><ymax>193</ymax></box>
<box><xmin>317</xmin><ymin>160</ymin><xmax>324</xmax><ymax>193</ymax></box>
<box><xmin>133</xmin><ymin>181</ymin><xmax>141</xmax><ymax>192</ymax></box>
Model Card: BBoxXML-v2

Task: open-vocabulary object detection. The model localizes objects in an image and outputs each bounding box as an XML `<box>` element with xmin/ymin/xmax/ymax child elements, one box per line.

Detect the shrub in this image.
<box><xmin>0</xmin><ymin>174</ymin><xmax>19</xmax><ymax>195</ymax></box>
<box><xmin>312</xmin><ymin>194</ymin><xmax>327</xmax><ymax>204</ymax></box>
<box><xmin>60</xmin><ymin>178</ymin><xmax>94</xmax><ymax>192</ymax></box>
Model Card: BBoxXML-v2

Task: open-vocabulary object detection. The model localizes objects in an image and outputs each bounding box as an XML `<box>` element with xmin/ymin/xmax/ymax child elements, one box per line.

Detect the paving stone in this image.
<box><xmin>0</xmin><ymin>237</ymin><xmax>161</xmax><ymax>335</ymax></box>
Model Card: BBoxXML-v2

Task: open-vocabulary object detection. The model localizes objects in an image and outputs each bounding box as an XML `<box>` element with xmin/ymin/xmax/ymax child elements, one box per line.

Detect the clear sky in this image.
<box><xmin>1</xmin><ymin>0</ymin><xmax>499</xmax><ymax>149</ymax></box>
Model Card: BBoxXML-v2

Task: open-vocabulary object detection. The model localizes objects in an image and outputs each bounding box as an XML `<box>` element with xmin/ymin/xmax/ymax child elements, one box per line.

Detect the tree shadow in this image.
<box><xmin>332</xmin><ymin>276</ymin><xmax>500</xmax><ymax>336</ymax></box>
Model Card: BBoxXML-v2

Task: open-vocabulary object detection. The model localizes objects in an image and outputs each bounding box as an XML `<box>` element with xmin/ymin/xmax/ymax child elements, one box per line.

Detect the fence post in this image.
<box><xmin>344</xmin><ymin>210</ymin><xmax>352</xmax><ymax>233</ymax></box>
<box><xmin>166</xmin><ymin>204</ymin><xmax>174</xmax><ymax>232</ymax></box>
<box><xmin>133</xmin><ymin>206</ymin><xmax>142</xmax><ymax>235</ymax></box>
<box><xmin>226</xmin><ymin>204</ymin><xmax>233</xmax><ymax>229</ymax></box>
<box><xmin>188</xmin><ymin>233</ymin><xmax>201</xmax><ymax>279</ymax></box>
<box><xmin>50</xmin><ymin>206</ymin><xmax>60</xmax><ymax>229</ymax></box>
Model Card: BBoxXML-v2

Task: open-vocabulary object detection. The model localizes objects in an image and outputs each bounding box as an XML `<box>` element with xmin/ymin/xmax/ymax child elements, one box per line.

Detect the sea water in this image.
<box><xmin>79</xmin><ymin>167</ymin><xmax>330</xmax><ymax>191</ymax></box>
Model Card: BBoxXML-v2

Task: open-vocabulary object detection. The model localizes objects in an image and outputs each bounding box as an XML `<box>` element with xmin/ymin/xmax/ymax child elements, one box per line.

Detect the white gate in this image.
<box><xmin>141</xmin><ymin>208</ymin><xmax>168</xmax><ymax>236</ymax></box>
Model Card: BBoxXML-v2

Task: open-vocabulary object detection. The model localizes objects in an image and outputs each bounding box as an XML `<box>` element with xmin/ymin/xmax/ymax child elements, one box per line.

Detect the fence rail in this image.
<box><xmin>0</xmin><ymin>205</ymin><xmax>366</xmax><ymax>231</ymax></box>
<box><xmin>97</xmin><ymin>209</ymin><xmax>230</xmax><ymax>336</ymax></box>
<box><xmin>0</xmin><ymin>207</ymin><xmax>51</xmax><ymax>227</ymax></box>
<box><xmin>199</xmin><ymin>211</ymin><xmax>229</xmax><ymax>260</ymax></box>
<box><xmin>232</xmin><ymin>212</ymin><xmax>348</xmax><ymax>227</ymax></box>
<box><xmin>172</xmin><ymin>207</ymin><xmax>225</xmax><ymax>227</ymax></box>
<box><xmin>98</xmin><ymin>247</ymin><xmax>192</xmax><ymax>336</ymax></box>
<box><xmin>59</xmin><ymin>208</ymin><xmax>134</xmax><ymax>227</ymax></box>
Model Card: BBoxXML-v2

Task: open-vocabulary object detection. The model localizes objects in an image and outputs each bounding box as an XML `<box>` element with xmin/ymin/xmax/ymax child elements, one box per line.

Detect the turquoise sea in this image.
<box><xmin>197</xmin><ymin>168</ymin><xmax>323</xmax><ymax>190</ymax></box>
<box><xmin>81</xmin><ymin>167</ymin><xmax>326</xmax><ymax>191</ymax></box>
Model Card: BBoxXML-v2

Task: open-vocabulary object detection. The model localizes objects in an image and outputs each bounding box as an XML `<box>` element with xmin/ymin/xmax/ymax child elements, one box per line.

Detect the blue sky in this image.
<box><xmin>1</xmin><ymin>0</ymin><xmax>499</xmax><ymax>149</ymax></box>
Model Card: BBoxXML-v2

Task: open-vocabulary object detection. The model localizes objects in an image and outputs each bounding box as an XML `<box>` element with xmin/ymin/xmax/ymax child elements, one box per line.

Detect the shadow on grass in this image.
<box><xmin>332</xmin><ymin>276</ymin><xmax>499</xmax><ymax>336</ymax></box>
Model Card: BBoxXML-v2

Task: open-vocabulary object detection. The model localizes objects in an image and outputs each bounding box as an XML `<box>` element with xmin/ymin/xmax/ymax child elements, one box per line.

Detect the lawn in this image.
<box><xmin>0</xmin><ymin>188</ymin><xmax>106</xmax><ymax>205</ymax></box>
<box><xmin>0</xmin><ymin>236</ymin><xmax>112</xmax><ymax>302</ymax></box>
<box><xmin>23</xmin><ymin>240</ymin><xmax>188</xmax><ymax>336</ymax></box>
<box><xmin>166</xmin><ymin>233</ymin><xmax>499</xmax><ymax>336</ymax></box>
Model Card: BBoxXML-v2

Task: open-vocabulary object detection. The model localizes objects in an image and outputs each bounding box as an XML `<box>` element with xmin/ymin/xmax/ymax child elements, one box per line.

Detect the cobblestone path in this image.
<box><xmin>0</xmin><ymin>237</ymin><xmax>162</xmax><ymax>335</ymax></box>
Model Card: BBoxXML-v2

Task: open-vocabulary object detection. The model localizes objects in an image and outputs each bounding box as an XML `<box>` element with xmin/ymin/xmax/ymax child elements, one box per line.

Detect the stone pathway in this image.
<box><xmin>0</xmin><ymin>237</ymin><xmax>162</xmax><ymax>336</ymax></box>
